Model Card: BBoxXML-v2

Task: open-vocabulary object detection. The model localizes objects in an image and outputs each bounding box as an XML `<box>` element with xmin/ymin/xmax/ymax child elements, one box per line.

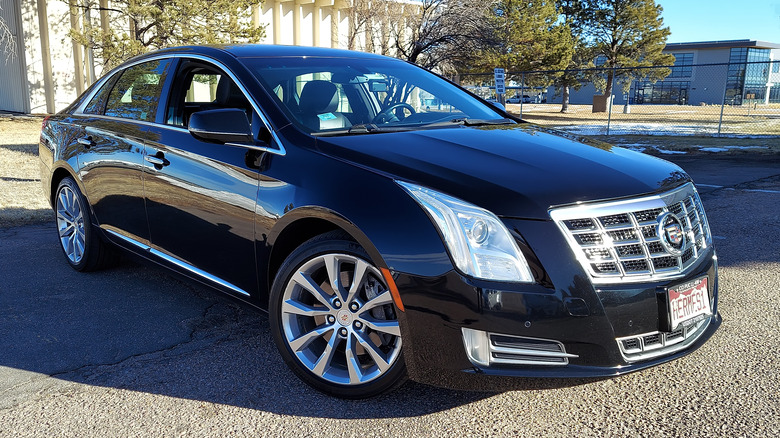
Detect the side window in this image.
<box><xmin>104</xmin><ymin>59</ymin><xmax>172</xmax><ymax>122</ymax></box>
<box><xmin>167</xmin><ymin>61</ymin><xmax>253</xmax><ymax>128</ymax></box>
<box><xmin>185</xmin><ymin>73</ymin><xmax>221</xmax><ymax>103</ymax></box>
<box><xmin>83</xmin><ymin>73</ymin><xmax>120</xmax><ymax>115</ymax></box>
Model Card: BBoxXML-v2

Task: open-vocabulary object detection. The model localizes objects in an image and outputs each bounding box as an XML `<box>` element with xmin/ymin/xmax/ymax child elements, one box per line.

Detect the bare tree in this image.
<box><xmin>392</xmin><ymin>0</ymin><xmax>482</xmax><ymax>72</ymax></box>
<box><xmin>0</xmin><ymin>7</ymin><xmax>17</xmax><ymax>62</ymax></box>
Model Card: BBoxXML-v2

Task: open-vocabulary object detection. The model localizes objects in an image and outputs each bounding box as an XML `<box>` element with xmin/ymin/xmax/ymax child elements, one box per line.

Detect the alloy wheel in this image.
<box><xmin>280</xmin><ymin>253</ymin><xmax>402</xmax><ymax>386</ymax></box>
<box><xmin>56</xmin><ymin>185</ymin><xmax>86</xmax><ymax>264</ymax></box>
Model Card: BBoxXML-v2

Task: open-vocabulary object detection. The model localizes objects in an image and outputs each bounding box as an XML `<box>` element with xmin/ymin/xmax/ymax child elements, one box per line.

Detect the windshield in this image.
<box><xmin>240</xmin><ymin>56</ymin><xmax>506</xmax><ymax>134</ymax></box>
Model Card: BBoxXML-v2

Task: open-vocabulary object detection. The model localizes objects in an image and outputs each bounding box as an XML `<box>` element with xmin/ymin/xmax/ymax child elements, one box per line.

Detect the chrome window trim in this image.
<box><xmin>104</xmin><ymin>229</ymin><xmax>251</xmax><ymax>297</ymax></box>
<box><xmin>550</xmin><ymin>183</ymin><xmax>713</xmax><ymax>285</ymax></box>
<box><xmin>73</xmin><ymin>52</ymin><xmax>286</xmax><ymax>156</ymax></box>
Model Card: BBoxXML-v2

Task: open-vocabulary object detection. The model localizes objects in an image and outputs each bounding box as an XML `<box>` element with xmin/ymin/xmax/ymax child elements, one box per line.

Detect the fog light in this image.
<box><xmin>461</xmin><ymin>327</ymin><xmax>490</xmax><ymax>367</ymax></box>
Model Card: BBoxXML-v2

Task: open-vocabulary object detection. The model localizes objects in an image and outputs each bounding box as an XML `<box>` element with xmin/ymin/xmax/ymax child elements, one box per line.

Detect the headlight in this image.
<box><xmin>398</xmin><ymin>181</ymin><xmax>534</xmax><ymax>283</ymax></box>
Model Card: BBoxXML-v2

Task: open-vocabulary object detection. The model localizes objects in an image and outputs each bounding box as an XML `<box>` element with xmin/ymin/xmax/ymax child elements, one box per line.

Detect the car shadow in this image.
<box><xmin>0</xmin><ymin>225</ymin><xmax>597</xmax><ymax>419</ymax></box>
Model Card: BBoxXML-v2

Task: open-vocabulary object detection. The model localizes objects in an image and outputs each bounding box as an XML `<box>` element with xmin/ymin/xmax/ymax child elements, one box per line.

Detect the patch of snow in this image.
<box><xmin>555</xmin><ymin>123</ymin><xmax>775</xmax><ymax>138</ymax></box>
<box><xmin>655</xmin><ymin>149</ymin><xmax>687</xmax><ymax>155</ymax></box>
<box><xmin>698</xmin><ymin>145</ymin><xmax>769</xmax><ymax>152</ymax></box>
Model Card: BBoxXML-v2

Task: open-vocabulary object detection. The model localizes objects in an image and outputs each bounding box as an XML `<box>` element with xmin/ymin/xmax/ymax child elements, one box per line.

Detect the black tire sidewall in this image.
<box><xmin>269</xmin><ymin>234</ymin><xmax>407</xmax><ymax>399</ymax></box>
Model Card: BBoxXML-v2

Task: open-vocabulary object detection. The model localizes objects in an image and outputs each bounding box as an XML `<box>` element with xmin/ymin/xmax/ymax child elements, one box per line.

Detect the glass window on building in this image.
<box><xmin>633</xmin><ymin>81</ymin><xmax>690</xmax><ymax>105</ymax></box>
<box><xmin>669</xmin><ymin>53</ymin><xmax>693</xmax><ymax>78</ymax></box>
<box><xmin>725</xmin><ymin>47</ymin><xmax>771</xmax><ymax>105</ymax></box>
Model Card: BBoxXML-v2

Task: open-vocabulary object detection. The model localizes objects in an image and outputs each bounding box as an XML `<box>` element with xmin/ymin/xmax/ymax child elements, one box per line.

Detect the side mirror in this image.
<box><xmin>188</xmin><ymin>108</ymin><xmax>253</xmax><ymax>144</ymax></box>
<box><xmin>488</xmin><ymin>100</ymin><xmax>506</xmax><ymax>112</ymax></box>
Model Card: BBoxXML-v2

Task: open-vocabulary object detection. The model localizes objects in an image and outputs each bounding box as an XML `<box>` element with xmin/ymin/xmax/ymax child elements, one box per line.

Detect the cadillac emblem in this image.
<box><xmin>657</xmin><ymin>212</ymin><xmax>685</xmax><ymax>255</ymax></box>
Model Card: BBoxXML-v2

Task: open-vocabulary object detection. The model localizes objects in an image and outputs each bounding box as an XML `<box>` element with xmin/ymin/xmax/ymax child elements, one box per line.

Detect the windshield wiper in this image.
<box><xmin>419</xmin><ymin>117</ymin><xmax>516</xmax><ymax>128</ymax></box>
<box><xmin>312</xmin><ymin>123</ymin><xmax>418</xmax><ymax>136</ymax></box>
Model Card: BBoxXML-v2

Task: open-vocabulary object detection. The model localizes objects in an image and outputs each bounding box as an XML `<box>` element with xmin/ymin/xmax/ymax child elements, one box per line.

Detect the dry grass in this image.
<box><xmin>510</xmin><ymin>103</ymin><xmax>780</xmax><ymax>136</ymax></box>
<box><xmin>0</xmin><ymin>117</ymin><xmax>52</xmax><ymax>227</ymax></box>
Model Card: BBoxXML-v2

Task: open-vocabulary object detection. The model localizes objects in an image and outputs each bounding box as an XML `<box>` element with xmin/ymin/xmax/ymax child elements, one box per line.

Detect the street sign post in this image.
<box><xmin>494</xmin><ymin>68</ymin><xmax>506</xmax><ymax>97</ymax></box>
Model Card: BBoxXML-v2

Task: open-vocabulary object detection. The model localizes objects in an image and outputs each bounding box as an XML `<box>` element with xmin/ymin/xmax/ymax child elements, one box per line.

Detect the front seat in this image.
<box><xmin>297</xmin><ymin>80</ymin><xmax>350</xmax><ymax>131</ymax></box>
<box><xmin>215</xmin><ymin>77</ymin><xmax>252</xmax><ymax>116</ymax></box>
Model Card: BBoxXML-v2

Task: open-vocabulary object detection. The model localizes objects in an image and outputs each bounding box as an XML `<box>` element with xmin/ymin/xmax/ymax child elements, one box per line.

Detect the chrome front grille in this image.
<box><xmin>616</xmin><ymin>317</ymin><xmax>710</xmax><ymax>362</ymax></box>
<box><xmin>550</xmin><ymin>183</ymin><xmax>712</xmax><ymax>284</ymax></box>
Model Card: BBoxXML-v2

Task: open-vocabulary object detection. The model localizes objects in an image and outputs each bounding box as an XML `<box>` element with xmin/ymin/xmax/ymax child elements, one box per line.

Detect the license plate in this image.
<box><xmin>668</xmin><ymin>277</ymin><xmax>711</xmax><ymax>330</ymax></box>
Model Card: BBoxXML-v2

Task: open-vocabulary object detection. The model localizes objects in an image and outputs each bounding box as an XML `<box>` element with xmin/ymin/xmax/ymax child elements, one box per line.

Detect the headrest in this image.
<box><xmin>215</xmin><ymin>77</ymin><xmax>246</xmax><ymax>106</ymax></box>
<box><xmin>299</xmin><ymin>81</ymin><xmax>339</xmax><ymax>114</ymax></box>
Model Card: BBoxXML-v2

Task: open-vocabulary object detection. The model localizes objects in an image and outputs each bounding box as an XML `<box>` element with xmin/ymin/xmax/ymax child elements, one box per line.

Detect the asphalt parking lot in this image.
<box><xmin>0</xmin><ymin>155</ymin><xmax>778</xmax><ymax>437</ymax></box>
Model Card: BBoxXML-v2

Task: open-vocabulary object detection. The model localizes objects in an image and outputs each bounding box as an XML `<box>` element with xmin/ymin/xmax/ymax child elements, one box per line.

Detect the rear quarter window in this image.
<box><xmin>104</xmin><ymin>59</ymin><xmax>172</xmax><ymax>122</ymax></box>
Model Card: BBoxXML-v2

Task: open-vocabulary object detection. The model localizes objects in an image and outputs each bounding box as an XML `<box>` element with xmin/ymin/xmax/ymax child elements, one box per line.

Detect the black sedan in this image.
<box><xmin>40</xmin><ymin>45</ymin><xmax>720</xmax><ymax>398</ymax></box>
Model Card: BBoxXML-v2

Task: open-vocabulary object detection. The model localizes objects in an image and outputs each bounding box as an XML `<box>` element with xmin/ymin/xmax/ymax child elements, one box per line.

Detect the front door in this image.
<box><xmin>143</xmin><ymin>61</ymin><xmax>262</xmax><ymax>296</ymax></box>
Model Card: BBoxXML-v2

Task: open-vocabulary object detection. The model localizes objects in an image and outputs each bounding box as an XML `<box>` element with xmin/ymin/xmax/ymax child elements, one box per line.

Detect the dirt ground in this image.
<box><xmin>0</xmin><ymin>116</ymin><xmax>50</xmax><ymax>227</ymax></box>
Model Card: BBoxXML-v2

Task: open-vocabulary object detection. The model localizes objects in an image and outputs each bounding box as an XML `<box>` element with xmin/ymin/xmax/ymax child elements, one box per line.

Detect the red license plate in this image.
<box><xmin>668</xmin><ymin>277</ymin><xmax>711</xmax><ymax>330</ymax></box>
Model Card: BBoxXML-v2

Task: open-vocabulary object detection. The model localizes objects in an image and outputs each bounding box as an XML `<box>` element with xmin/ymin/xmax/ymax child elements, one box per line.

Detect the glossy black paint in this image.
<box><xmin>40</xmin><ymin>44</ymin><xmax>719</xmax><ymax>389</ymax></box>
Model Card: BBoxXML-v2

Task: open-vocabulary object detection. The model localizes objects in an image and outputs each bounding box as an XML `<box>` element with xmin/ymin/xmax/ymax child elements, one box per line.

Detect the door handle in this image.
<box><xmin>144</xmin><ymin>153</ymin><xmax>170</xmax><ymax>168</ymax></box>
<box><xmin>77</xmin><ymin>136</ymin><xmax>95</xmax><ymax>148</ymax></box>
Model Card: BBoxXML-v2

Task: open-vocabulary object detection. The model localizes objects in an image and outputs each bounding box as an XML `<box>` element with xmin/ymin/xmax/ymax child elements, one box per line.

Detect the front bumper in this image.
<box><xmin>393</xmin><ymin>242</ymin><xmax>720</xmax><ymax>391</ymax></box>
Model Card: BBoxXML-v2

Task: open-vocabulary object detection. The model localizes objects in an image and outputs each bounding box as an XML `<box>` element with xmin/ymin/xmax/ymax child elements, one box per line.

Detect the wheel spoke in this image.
<box><xmin>59</xmin><ymin>223</ymin><xmax>75</xmax><ymax>238</ymax></box>
<box><xmin>345</xmin><ymin>258</ymin><xmax>369</xmax><ymax>305</ymax></box>
<box><xmin>311</xmin><ymin>332</ymin><xmax>341</xmax><ymax>377</ymax></box>
<box><xmin>344</xmin><ymin>333</ymin><xmax>363</xmax><ymax>384</ymax></box>
<box><xmin>323</xmin><ymin>254</ymin><xmax>345</xmax><ymax>300</ymax></box>
<box><xmin>354</xmin><ymin>330</ymin><xmax>391</xmax><ymax>372</ymax></box>
<box><xmin>292</xmin><ymin>271</ymin><xmax>333</xmax><ymax>309</ymax></box>
<box><xmin>56</xmin><ymin>208</ymin><xmax>72</xmax><ymax>224</ymax></box>
<box><xmin>282</xmin><ymin>299</ymin><xmax>331</xmax><ymax>317</ymax></box>
<box><xmin>360</xmin><ymin>317</ymin><xmax>401</xmax><ymax>337</ymax></box>
<box><xmin>65</xmin><ymin>189</ymin><xmax>77</xmax><ymax>217</ymax></box>
<box><xmin>362</xmin><ymin>290</ymin><xmax>394</xmax><ymax>311</ymax></box>
<box><xmin>289</xmin><ymin>325</ymin><xmax>332</xmax><ymax>352</ymax></box>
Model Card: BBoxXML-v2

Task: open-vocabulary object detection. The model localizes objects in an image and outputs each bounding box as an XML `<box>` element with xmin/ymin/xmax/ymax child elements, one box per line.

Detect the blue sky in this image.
<box><xmin>656</xmin><ymin>0</ymin><xmax>780</xmax><ymax>43</ymax></box>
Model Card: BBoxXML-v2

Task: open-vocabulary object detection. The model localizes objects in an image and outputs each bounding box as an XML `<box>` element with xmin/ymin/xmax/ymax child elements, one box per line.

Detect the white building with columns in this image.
<box><xmin>0</xmin><ymin>0</ymin><xmax>417</xmax><ymax>114</ymax></box>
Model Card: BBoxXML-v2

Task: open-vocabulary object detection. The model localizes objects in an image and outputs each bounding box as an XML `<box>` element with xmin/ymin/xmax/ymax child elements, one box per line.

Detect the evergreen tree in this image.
<box><xmin>585</xmin><ymin>0</ymin><xmax>674</xmax><ymax>99</ymax></box>
<box><xmin>554</xmin><ymin>0</ymin><xmax>594</xmax><ymax>112</ymax></box>
<box><xmin>469</xmin><ymin>0</ymin><xmax>574</xmax><ymax>75</ymax></box>
<box><xmin>67</xmin><ymin>0</ymin><xmax>264</xmax><ymax>69</ymax></box>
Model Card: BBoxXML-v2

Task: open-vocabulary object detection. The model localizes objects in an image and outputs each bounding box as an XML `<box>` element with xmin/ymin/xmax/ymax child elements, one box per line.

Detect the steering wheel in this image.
<box><xmin>371</xmin><ymin>103</ymin><xmax>416</xmax><ymax>124</ymax></box>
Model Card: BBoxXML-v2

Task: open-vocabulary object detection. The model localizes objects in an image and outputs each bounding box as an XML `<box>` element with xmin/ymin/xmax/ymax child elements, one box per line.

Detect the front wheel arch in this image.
<box><xmin>265</xmin><ymin>208</ymin><xmax>389</xmax><ymax>301</ymax></box>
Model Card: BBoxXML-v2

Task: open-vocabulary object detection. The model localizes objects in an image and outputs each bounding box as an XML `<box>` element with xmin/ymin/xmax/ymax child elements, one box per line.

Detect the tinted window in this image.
<box><xmin>166</xmin><ymin>61</ymin><xmax>253</xmax><ymax>127</ymax></box>
<box><xmin>83</xmin><ymin>73</ymin><xmax>120</xmax><ymax>115</ymax></box>
<box><xmin>105</xmin><ymin>59</ymin><xmax>172</xmax><ymax>122</ymax></box>
<box><xmin>242</xmin><ymin>57</ymin><xmax>501</xmax><ymax>133</ymax></box>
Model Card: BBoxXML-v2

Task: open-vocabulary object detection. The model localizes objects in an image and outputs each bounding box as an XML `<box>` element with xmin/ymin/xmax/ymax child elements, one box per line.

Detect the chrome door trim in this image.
<box><xmin>104</xmin><ymin>228</ymin><xmax>251</xmax><ymax>297</ymax></box>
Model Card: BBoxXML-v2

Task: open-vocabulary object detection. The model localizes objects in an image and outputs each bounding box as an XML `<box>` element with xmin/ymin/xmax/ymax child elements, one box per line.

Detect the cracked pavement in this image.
<box><xmin>0</xmin><ymin>154</ymin><xmax>778</xmax><ymax>437</ymax></box>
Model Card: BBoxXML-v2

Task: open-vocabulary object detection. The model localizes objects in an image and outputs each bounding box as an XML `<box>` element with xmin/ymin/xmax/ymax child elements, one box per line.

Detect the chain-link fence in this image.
<box><xmin>459</xmin><ymin>61</ymin><xmax>780</xmax><ymax>137</ymax></box>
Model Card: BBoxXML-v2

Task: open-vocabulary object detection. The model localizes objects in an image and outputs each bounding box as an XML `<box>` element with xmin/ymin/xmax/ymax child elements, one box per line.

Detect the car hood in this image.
<box><xmin>314</xmin><ymin>123</ymin><xmax>690</xmax><ymax>220</ymax></box>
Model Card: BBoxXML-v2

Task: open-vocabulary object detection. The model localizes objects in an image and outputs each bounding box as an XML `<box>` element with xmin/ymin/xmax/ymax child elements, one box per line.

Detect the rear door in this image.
<box><xmin>78</xmin><ymin>58</ymin><xmax>174</xmax><ymax>245</ymax></box>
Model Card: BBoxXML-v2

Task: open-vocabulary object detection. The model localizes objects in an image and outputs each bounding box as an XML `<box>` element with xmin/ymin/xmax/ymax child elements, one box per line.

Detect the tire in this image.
<box><xmin>269</xmin><ymin>231</ymin><xmax>407</xmax><ymax>399</ymax></box>
<box><xmin>54</xmin><ymin>177</ymin><xmax>114</xmax><ymax>272</ymax></box>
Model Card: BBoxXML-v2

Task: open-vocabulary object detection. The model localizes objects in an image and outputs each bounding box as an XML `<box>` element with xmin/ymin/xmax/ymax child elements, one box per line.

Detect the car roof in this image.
<box><xmin>146</xmin><ymin>44</ymin><xmax>391</xmax><ymax>61</ymax></box>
